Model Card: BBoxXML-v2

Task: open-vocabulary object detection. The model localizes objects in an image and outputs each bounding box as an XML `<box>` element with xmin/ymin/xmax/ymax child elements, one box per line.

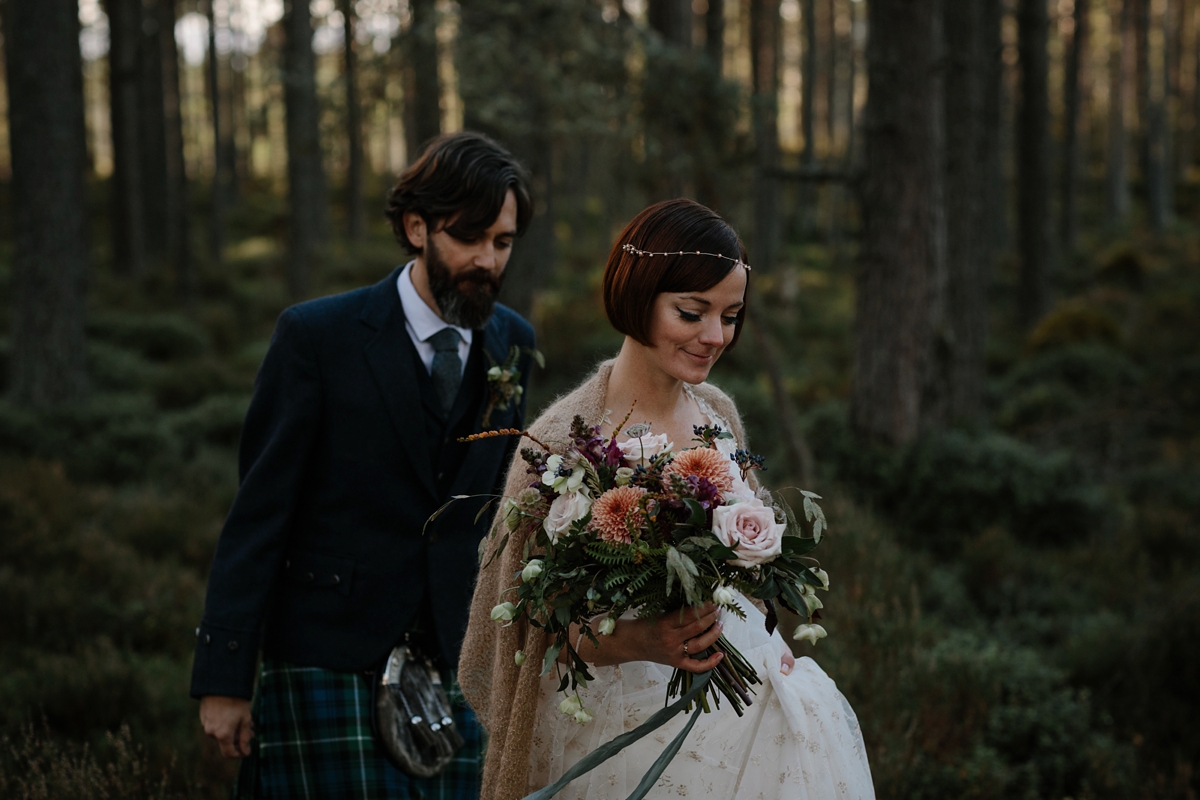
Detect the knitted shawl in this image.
<box><xmin>457</xmin><ymin>359</ymin><xmax>752</xmax><ymax>800</ymax></box>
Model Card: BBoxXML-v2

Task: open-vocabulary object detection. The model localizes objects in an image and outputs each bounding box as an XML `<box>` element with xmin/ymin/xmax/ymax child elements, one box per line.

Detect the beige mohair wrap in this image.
<box><xmin>457</xmin><ymin>360</ymin><xmax>751</xmax><ymax>800</ymax></box>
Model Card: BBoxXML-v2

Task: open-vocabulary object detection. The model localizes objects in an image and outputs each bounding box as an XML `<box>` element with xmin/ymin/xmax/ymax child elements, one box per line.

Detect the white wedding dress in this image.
<box><xmin>526</xmin><ymin>391</ymin><xmax>876</xmax><ymax>799</ymax></box>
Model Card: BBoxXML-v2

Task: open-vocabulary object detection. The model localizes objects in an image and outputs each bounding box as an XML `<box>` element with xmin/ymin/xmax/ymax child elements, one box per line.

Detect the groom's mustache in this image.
<box><xmin>454</xmin><ymin>268</ymin><xmax>504</xmax><ymax>296</ymax></box>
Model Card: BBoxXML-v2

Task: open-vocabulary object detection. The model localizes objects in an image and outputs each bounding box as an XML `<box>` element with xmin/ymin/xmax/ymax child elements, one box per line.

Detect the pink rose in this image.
<box><xmin>617</xmin><ymin>433</ymin><xmax>673</xmax><ymax>463</ymax></box>
<box><xmin>712</xmin><ymin>498</ymin><xmax>784</xmax><ymax>567</ymax></box>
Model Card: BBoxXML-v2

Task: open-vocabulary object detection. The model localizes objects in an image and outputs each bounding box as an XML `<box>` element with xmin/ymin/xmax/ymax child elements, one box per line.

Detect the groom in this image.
<box><xmin>191</xmin><ymin>131</ymin><xmax>535</xmax><ymax>798</ymax></box>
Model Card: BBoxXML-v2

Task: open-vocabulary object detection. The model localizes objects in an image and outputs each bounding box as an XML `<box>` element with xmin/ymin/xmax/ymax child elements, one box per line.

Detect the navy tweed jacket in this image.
<box><xmin>190</xmin><ymin>266</ymin><xmax>535</xmax><ymax>699</ymax></box>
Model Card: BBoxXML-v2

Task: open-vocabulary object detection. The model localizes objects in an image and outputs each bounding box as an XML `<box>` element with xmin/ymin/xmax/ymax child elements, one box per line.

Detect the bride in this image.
<box><xmin>458</xmin><ymin>199</ymin><xmax>875</xmax><ymax>800</ymax></box>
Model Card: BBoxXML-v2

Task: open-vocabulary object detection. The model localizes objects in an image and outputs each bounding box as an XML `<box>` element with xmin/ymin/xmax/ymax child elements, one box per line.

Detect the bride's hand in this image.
<box><xmin>626</xmin><ymin>603</ymin><xmax>726</xmax><ymax>673</ymax></box>
<box><xmin>781</xmin><ymin>649</ymin><xmax>795</xmax><ymax>675</ymax></box>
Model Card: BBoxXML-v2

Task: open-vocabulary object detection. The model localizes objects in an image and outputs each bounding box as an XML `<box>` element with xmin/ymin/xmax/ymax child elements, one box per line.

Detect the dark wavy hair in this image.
<box><xmin>603</xmin><ymin>198</ymin><xmax>749</xmax><ymax>350</ymax></box>
<box><xmin>385</xmin><ymin>131</ymin><xmax>533</xmax><ymax>254</ymax></box>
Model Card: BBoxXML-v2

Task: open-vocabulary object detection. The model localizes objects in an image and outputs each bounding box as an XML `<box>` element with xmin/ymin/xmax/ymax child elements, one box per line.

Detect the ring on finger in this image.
<box><xmin>682</xmin><ymin>639</ymin><xmax>690</xmax><ymax>656</ymax></box>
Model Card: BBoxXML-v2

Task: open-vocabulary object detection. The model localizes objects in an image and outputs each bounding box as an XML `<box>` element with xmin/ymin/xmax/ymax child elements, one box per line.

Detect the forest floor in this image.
<box><xmin>0</xmin><ymin>185</ymin><xmax>1197</xmax><ymax>798</ymax></box>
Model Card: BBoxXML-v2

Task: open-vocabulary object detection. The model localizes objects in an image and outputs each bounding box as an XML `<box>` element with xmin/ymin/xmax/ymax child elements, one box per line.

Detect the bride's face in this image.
<box><xmin>644</xmin><ymin>266</ymin><xmax>748</xmax><ymax>384</ymax></box>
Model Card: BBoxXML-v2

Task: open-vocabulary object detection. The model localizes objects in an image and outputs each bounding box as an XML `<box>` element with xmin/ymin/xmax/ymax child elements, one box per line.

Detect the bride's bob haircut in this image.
<box><xmin>604</xmin><ymin>198</ymin><xmax>749</xmax><ymax>350</ymax></box>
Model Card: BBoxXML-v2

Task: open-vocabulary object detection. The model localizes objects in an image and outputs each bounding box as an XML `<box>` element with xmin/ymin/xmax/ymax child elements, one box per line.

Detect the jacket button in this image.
<box><xmin>204</xmin><ymin>635</ymin><xmax>211</xmax><ymax>645</ymax></box>
<box><xmin>228</xmin><ymin>640</ymin><xmax>239</xmax><ymax>651</ymax></box>
<box><xmin>437</xmin><ymin>471</ymin><xmax>445</xmax><ymax>481</ymax></box>
<box><xmin>331</xmin><ymin>574</ymin><xmax>341</xmax><ymax>585</ymax></box>
<box><xmin>195</xmin><ymin>627</ymin><xmax>200</xmax><ymax>639</ymax></box>
<box><xmin>304</xmin><ymin>572</ymin><xmax>314</xmax><ymax>582</ymax></box>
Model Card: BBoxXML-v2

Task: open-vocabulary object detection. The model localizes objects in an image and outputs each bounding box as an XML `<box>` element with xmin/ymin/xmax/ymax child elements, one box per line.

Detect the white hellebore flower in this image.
<box><xmin>614</xmin><ymin>466</ymin><xmax>635</xmax><ymax>487</ymax></box>
<box><xmin>514</xmin><ymin>650</ymin><xmax>527</xmax><ymax>666</ymax></box>
<box><xmin>487</xmin><ymin>365</ymin><xmax>504</xmax><ymax>380</ymax></box>
<box><xmin>713</xmin><ymin>585</ymin><xmax>737</xmax><ymax>607</ymax></box>
<box><xmin>572</xmin><ymin>708</ymin><xmax>594</xmax><ymax>725</ymax></box>
<box><xmin>521</xmin><ymin>559</ymin><xmax>545</xmax><ymax>582</ymax></box>
<box><xmin>811</xmin><ymin>567</ymin><xmax>830</xmax><ymax>590</ymax></box>
<box><xmin>797</xmin><ymin>582</ymin><xmax>824</xmax><ymax>616</ymax></box>
<box><xmin>792</xmin><ymin>623</ymin><xmax>828</xmax><ymax>645</ymax></box>
<box><xmin>543</xmin><ymin>491</ymin><xmax>593</xmax><ymax>543</ymax></box>
<box><xmin>490</xmin><ymin>602</ymin><xmax>517</xmax><ymax>623</ymax></box>
<box><xmin>558</xmin><ymin>695</ymin><xmax>582</xmax><ymax>717</ymax></box>
<box><xmin>597</xmin><ymin>617</ymin><xmax>617</xmax><ymax>636</ymax></box>
<box><xmin>501</xmin><ymin>497</ymin><xmax>521</xmax><ymax>531</ymax></box>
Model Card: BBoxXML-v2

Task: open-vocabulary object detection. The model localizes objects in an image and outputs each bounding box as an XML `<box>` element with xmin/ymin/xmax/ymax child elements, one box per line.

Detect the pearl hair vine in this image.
<box><xmin>620</xmin><ymin>243</ymin><xmax>752</xmax><ymax>271</ymax></box>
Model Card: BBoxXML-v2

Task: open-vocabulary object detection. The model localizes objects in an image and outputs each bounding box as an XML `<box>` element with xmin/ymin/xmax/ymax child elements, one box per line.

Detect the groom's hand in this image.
<box><xmin>200</xmin><ymin>695</ymin><xmax>255</xmax><ymax>758</ymax></box>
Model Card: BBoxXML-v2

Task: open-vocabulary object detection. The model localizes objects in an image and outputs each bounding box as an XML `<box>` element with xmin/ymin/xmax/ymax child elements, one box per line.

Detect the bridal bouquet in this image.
<box><xmin>469</xmin><ymin>411</ymin><xmax>830</xmax><ymax>722</ymax></box>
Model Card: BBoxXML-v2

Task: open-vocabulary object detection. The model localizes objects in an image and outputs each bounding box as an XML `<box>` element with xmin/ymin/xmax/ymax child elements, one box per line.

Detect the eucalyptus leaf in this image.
<box><xmin>542</xmin><ymin>641</ymin><xmax>563</xmax><ymax>676</ymax></box>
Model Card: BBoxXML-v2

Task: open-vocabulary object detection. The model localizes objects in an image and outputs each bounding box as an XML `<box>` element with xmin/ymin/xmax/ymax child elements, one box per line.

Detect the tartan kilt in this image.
<box><xmin>234</xmin><ymin>658</ymin><xmax>483</xmax><ymax>800</ymax></box>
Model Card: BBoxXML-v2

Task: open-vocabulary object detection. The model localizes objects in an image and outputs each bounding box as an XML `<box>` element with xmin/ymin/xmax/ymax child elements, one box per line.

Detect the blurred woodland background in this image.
<box><xmin>0</xmin><ymin>0</ymin><xmax>1198</xmax><ymax>797</ymax></box>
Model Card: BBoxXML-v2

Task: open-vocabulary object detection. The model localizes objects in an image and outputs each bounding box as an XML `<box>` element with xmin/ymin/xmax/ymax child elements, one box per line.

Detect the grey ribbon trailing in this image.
<box><xmin>522</xmin><ymin>670</ymin><xmax>713</xmax><ymax>800</ymax></box>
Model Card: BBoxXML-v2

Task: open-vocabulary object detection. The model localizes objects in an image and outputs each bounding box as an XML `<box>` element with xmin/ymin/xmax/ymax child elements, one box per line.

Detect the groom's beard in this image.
<box><xmin>425</xmin><ymin>237</ymin><xmax>506</xmax><ymax>329</ymax></box>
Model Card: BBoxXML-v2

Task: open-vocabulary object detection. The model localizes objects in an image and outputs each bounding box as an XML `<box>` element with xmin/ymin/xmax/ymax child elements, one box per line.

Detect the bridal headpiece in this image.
<box><xmin>621</xmin><ymin>243</ymin><xmax>752</xmax><ymax>271</ymax></box>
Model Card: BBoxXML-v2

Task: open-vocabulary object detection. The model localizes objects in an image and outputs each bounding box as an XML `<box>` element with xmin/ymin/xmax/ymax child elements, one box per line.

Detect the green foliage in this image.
<box><xmin>1025</xmin><ymin>300</ymin><xmax>1123</xmax><ymax>355</ymax></box>
<box><xmin>87</xmin><ymin>313</ymin><xmax>211</xmax><ymax>362</ymax></box>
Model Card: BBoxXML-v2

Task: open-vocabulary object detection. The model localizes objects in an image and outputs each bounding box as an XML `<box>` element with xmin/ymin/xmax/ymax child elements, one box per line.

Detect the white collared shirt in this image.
<box><xmin>396</xmin><ymin>261</ymin><xmax>473</xmax><ymax>376</ymax></box>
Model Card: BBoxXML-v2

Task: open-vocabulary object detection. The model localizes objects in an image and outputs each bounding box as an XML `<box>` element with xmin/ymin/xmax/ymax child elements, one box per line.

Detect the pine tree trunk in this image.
<box><xmin>981</xmin><ymin>0</ymin><xmax>1007</xmax><ymax>257</ymax></box>
<box><xmin>405</xmin><ymin>0</ymin><xmax>441</xmax><ymax>158</ymax></box>
<box><xmin>826</xmin><ymin>0</ymin><xmax>837</xmax><ymax>149</ymax></box>
<box><xmin>1017</xmin><ymin>0</ymin><xmax>1052</xmax><ymax>330</ymax></box>
<box><xmin>802</xmin><ymin>0</ymin><xmax>817</xmax><ymax>168</ymax></box>
<box><xmin>943</xmin><ymin>0</ymin><xmax>990</xmax><ymax>425</ymax></box>
<box><xmin>158</xmin><ymin>0</ymin><xmax>193</xmax><ymax>300</ymax></box>
<box><xmin>1107</xmin><ymin>0</ymin><xmax>1132</xmax><ymax>221</ymax></box>
<box><xmin>851</xmin><ymin>0</ymin><xmax>946</xmax><ymax>445</ymax></box>
<box><xmin>705</xmin><ymin>0</ymin><xmax>725</xmax><ymax>71</ymax></box>
<box><xmin>105</xmin><ymin>0</ymin><xmax>147</xmax><ymax>278</ymax></box>
<box><xmin>139</xmin><ymin>1</ymin><xmax>170</xmax><ymax>265</ymax></box>
<box><xmin>341</xmin><ymin>0</ymin><xmax>365</xmax><ymax>241</ymax></box>
<box><xmin>1134</xmin><ymin>0</ymin><xmax>1150</xmax><ymax>183</ymax></box>
<box><xmin>3</xmin><ymin>0</ymin><xmax>90</xmax><ymax>407</ymax></box>
<box><xmin>649</xmin><ymin>0</ymin><xmax>693</xmax><ymax>47</ymax></box>
<box><xmin>206</xmin><ymin>0</ymin><xmax>227</xmax><ymax>262</ymax></box>
<box><xmin>1060</xmin><ymin>0</ymin><xmax>1088</xmax><ymax>255</ymax></box>
<box><xmin>1146</xmin><ymin>0</ymin><xmax>1172</xmax><ymax>230</ymax></box>
<box><xmin>283</xmin><ymin>0</ymin><xmax>329</xmax><ymax>299</ymax></box>
<box><xmin>751</xmin><ymin>0</ymin><xmax>781</xmax><ymax>272</ymax></box>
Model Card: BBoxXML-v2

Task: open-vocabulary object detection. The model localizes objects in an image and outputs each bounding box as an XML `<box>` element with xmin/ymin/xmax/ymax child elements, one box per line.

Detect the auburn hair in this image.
<box><xmin>385</xmin><ymin>131</ymin><xmax>532</xmax><ymax>254</ymax></box>
<box><xmin>603</xmin><ymin>198</ymin><xmax>749</xmax><ymax>350</ymax></box>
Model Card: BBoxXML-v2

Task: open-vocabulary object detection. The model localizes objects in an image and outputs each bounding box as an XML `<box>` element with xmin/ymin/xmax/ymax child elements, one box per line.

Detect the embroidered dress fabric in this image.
<box><xmin>525</xmin><ymin>392</ymin><xmax>876</xmax><ymax>799</ymax></box>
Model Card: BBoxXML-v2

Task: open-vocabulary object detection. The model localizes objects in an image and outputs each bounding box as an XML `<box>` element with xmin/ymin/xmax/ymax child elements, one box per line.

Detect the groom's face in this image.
<box><xmin>406</xmin><ymin>190</ymin><xmax>518</xmax><ymax>329</ymax></box>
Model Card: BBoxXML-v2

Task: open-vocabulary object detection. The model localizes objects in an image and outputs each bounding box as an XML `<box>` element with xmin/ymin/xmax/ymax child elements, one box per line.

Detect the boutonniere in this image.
<box><xmin>482</xmin><ymin>345</ymin><xmax>544</xmax><ymax>428</ymax></box>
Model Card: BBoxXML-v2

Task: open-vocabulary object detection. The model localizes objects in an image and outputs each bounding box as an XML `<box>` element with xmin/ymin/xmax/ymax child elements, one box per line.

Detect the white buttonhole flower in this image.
<box><xmin>597</xmin><ymin>617</ymin><xmax>617</xmax><ymax>636</ymax></box>
<box><xmin>490</xmin><ymin>602</ymin><xmax>517</xmax><ymax>623</ymax></box>
<box><xmin>792</xmin><ymin>623</ymin><xmax>828</xmax><ymax>645</ymax></box>
<box><xmin>521</xmin><ymin>559</ymin><xmax>544</xmax><ymax>582</ymax></box>
<box><xmin>713</xmin><ymin>585</ymin><xmax>737</xmax><ymax>607</ymax></box>
<box><xmin>514</xmin><ymin>650</ymin><xmax>527</xmax><ymax>666</ymax></box>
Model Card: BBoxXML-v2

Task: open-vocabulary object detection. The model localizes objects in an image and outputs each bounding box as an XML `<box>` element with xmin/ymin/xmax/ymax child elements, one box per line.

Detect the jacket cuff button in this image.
<box><xmin>228</xmin><ymin>640</ymin><xmax>239</xmax><ymax>651</ymax></box>
<box><xmin>204</xmin><ymin>635</ymin><xmax>211</xmax><ymax>645</ymax></box>
<box><xmin>332</xmin><ymin>574</ymin><xmax>341</xmax><ymax>585</ymax></box>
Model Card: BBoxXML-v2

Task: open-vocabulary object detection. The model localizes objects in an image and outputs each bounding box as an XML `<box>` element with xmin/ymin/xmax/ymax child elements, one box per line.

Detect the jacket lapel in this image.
<box><xmin>361</xmin><ymin>268</ymin><xmax>438</xmax><ymax>501</ymax></box>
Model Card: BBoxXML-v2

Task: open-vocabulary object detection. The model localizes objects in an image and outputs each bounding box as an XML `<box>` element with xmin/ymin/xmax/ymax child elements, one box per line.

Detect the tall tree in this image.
<box><xmin>206</xmin><ymin>0</ymin><xmax>227</xmax><ymax>262</ymax></box>
<box><xmin>826</xmin><ymin>0</ymin><xmax>837</xmax><ymax>149</ymax></box>
<box><xmin>705</xmin><ymin>0</ymin><xmax>725</xmax><ymax>71</ymax></box>
<box><xmin>751</xmin><ymin>0</ymin><xmax>782</xmax><ymax>272</ymax></box>
<box><xmin>649</xmin><ymin>0</ymin><xmax>692</xmax><ymax>47</ymax></box>
<box><xmin>1107</xmin><ymin>0</ymin><xmax>1132</xmax><ymax>222</ymax></box>
<box><xmin>801</xmin><ymin>0</ymin><xmax>817</xmax><ymax>169</ymax></box>
<box><xmin>404</xmin><ymin>0</ymin><xmax>441</xmax><ymax>159</ymax></box>
<box><xmin>158</xmin><ymin>0</ymin><xmax>193</xmax><ymax>299</ymax></box>
<box><xmin>851</xmin><ymin>0</ymin><xmax>946</xmax><ymax>445</ymax></box>
<box><xmin>981</xmin><ymin>0</ymin><xmax>1006</xmax><ymax>256</ymax></box>
<box><xmin>139</xmin><ymin>0</ymin><xmax>171</xmax><ymax>266</ymax></box>
<box><xmin>2</xmin><ymin>0</ymin><xmax>90</xmax><ymax>407</ymax></box>
<box><xmin>283</xmin><ymin>0</ymin><xmax>330</xmax><ymax>299</ymax></box>
<box><xmin>1134</xmin><ymin>0</ymin><xmax>1150</xmax><ymax>181</ymax></box>
<box><xmin>1146</xmin><ymin>0</ymin><xmax>1173</xmax><ymax>230</ymax></box>
<box><xmin>1060</xmin><ymin>0</ymin><xmax>1089</xmax><ymax>255</ymax></box>
<box><xmin>1016</xmin><ymin>0</ymin><xmax>1052</xmax><ymax>329</ymax></box>
<box><xmin>105</xmin><ymin>0</ymin><xmax>148</xmax><ymax>277</ymax></box>
<box><xmin>340</xmin><ymin>0</ymin><xmax>365</xmax><ymax>240</ymax></box>
<box><xmin>942</xmin><ymin>0</ymin><xmax>992</xmax><ymax>424</ymax></box>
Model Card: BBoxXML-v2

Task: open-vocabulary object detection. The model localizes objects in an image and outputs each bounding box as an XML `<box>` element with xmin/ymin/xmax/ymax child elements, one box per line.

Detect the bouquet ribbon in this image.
<box><xmin>522</xmin><ymin>670</ymin><xmax>713</xmax><ymax>800</ymax></box>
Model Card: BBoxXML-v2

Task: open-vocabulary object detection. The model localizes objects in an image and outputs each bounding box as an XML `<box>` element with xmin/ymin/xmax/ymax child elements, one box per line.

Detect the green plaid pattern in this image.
<box><xmin>235</xmin><ymin>658</ymin><xmax>483</xmax><ymax>800</ymax></box>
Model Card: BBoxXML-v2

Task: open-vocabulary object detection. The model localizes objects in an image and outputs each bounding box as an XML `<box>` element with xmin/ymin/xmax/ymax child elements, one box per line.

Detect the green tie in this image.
<box><xmin>429</xmin><ymin>328</ymin><xmax>462</xmax><ymax>416</ymax></box>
